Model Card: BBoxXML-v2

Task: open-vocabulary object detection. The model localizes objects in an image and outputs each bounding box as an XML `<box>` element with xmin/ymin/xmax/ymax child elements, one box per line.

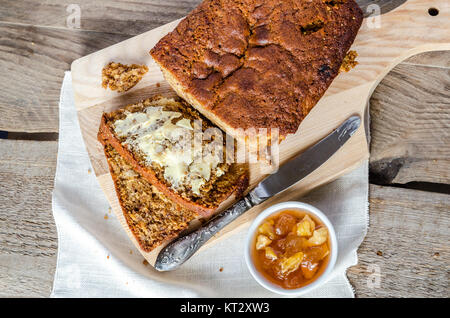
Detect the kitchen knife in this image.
<box><xmin>155</xmin><ymin>115</ymin><xmax>361</xmax><ymax>271</ymax></box>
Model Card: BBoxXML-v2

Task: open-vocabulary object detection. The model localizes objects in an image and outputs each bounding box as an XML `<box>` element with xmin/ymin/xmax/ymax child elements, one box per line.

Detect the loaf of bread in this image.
<box><xmin>150</xmin><ymin>0</ymin><xmax>363</xmax><ymax>142</ymax></box>
<box><xmin>103</xmin><ymin>144</ymin><xmax>198</xmax><ymax>252</ymax></box>
<box><xmin>98</xmin><ymin>96</ymin><xmax>249</xmax><ymax>218</ymax></box>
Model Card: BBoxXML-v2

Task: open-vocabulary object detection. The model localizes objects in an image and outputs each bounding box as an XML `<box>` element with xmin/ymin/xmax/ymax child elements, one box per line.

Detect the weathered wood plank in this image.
<box><xmin>404</xmin><ymin>50</ymin><xmax>450</xmax><ymax>69</ymax></box>
<box><xmin>0</xmin><ymin>0</ymin><xmax>200</xmax><ymax>36</ymax></box>
<box><xmin>0</xmin><ymin>24</ymin><xmax>130</xmax><ymax>133</ymax></box>
<box><xmin>0</xmin><ymin>0</ymin><xmax>200</xmax><ymax>133</ymax></box>
<box><xmin>348</xmin><ymin>185</ymin><xmax>449</xmax><ymax>298</ymax></box>
<box><xmin>0</xmin><ymin>254</ymin><xmax>56</xmax><ymax>297</ymax></box>
<box><xmin>0</xmin><ymin>139</ymin><xmax>58</xmax><ymax>297</ymax></box>
<box><xmin>0</xmin><ymin>1</ymin><xmax>412</xmax><ymax>35</ymax></box>
<box><xmin>369</xmin><ymin>61</ymin><xmax>450</xmax><ymax>185</ymax></box>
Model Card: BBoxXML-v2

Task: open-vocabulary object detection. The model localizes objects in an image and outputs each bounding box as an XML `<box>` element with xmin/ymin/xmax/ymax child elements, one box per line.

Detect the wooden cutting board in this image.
<box><xmin>71</xmin><ymin>0</ymin><xmax>450</xmax><ymax>266</ymax></box>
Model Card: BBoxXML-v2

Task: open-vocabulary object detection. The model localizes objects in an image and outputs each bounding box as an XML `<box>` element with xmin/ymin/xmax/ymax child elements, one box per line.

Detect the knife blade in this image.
<box><xmin>155</xmin><ymin>115</ymin><xmax>361</xmax><ymax>271</ymax></box>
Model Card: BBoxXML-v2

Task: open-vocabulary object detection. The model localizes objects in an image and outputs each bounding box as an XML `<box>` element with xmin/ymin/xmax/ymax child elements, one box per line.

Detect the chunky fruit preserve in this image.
<box><xmin>252</xmin><ymin>209</ymin><xmax>331</xmax><ymax>289</ymax></box>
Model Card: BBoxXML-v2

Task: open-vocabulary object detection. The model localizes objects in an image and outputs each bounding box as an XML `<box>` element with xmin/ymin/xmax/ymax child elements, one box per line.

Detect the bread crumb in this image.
<box><xmin>88</xmin><ymin>169</ymin><xmax>92</xmax><ymax>174</ymax></box>
<box><xmin>102</xmin><ymin>62</ymin><xmax>148</xmax><ymax>93</ymax></box>
<box><xmin>156</xmin><ymin>82</ymin><xmax>161</xmax><ymax>87</ymax></box>
<box><xmin>340</xmin><ymin>50</ymin><xmax>358</xmax><ymax>73</ymax></box>
<box><xmin>129</xmin><ymin>250</ymin><xmax>133</xmax><ymax>254</ymax></box>
<box><xmin>142</xmin><ymin>259</ymin><xmax>149</xmax><ymax>266</ymax></box>
<box><xmin>107</xmin><ymin>255</ymin><xmax>110</xmax><ymax>259</ymax></box>
<box><xmin>219</xmin><ymin>267</ymin><xmax>223</xmax><ymax>272</ymax></box>
<box><xmin>376</xmin><ymin>250</ymin><xmax>383</xmax><ymax>256</ymax></box>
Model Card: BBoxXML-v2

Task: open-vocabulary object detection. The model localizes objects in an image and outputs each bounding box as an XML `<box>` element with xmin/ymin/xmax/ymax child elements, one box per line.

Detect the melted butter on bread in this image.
<box><xmin>112</xmin><ymin>107</ymin><xmax>223</xmax><ymax>195</ymax></box>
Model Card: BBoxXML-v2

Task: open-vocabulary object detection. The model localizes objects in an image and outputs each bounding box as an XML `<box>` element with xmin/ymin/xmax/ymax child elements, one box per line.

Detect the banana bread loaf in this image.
<box><xmin>150</xmin><ymin>0</ymin><xmax>363</xmax><ymax>142</ymax></box>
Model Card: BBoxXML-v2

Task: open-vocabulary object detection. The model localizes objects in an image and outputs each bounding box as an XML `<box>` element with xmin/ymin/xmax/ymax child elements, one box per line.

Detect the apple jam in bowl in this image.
<box><xmin>245</xmin><ymin>202</ymin><xmax>337</xmax><ymax>296</ymax></box>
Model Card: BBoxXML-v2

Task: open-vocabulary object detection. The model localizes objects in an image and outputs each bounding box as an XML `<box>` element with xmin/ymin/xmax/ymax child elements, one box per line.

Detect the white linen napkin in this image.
<box><xmin>51</xmin><ymin>72</ymin><xmax>368</xmax><ymax>298</ymax></box>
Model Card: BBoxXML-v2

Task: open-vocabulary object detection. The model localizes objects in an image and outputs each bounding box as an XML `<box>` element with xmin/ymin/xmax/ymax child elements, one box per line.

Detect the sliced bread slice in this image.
<box><xmin>104</xmin><ymin>144</ymin><xmax>199</xmax><ymax>252</ymax></box>
<box><xmin>98</xmin><ymin>96</ymin><xmax>249</xmax><ymax>217</ymax></box>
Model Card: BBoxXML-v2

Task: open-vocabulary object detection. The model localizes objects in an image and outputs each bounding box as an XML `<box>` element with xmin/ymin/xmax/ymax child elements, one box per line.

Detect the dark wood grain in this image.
<box><xmin>0</xmin><ymin>0</ymin><xmax>199</xmax><ymax>133</ymax></box>
<box><xmin>0</xmin><ymin>24</ymin><xmax>130</xmax><ymax>132</ymax></box>
<box><xmin>348</xmin><ymin>185</ymin><xmax>449</xmax><ymax>298</ymax></box>
<box><xmin>369</xmin><ymin>62</ymin><xmax>450</xmax><ymax>185</ymax></box>
<box><xmin>0</xmin><ymin>0</ymin><xmax>200</xmax><ymax>35</ymax></box>
<box><xmin>0</xmin><ymin>1</ymin><xmax>410</xmax><ymax>34</ymax></box>
<box><xmin>404</xmin><ymin>50</ymin><xmax>450</xmax><ymax>68</ymax></box>
<box><xmin>0</xmin><ymin>139</ymin><xmax>58</xmax><ymax>297</ymax></box>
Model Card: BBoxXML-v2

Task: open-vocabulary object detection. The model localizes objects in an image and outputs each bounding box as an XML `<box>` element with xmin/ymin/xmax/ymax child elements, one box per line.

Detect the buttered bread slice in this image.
<box><xmin>98</xmin><ymin>96</ymin><xmax>249</xmax><ymax>217</ymax></box>
<box><xmin>104</xmin><ymin>145</ymin><xmax>198</xmax><ymax>252</ymax></box>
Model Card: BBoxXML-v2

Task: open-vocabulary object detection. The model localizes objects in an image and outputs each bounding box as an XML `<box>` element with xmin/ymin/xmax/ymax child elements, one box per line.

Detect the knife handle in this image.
<box><xmin>155</xmin><ymin>192</ymin><xmax>263</xmax><ymax>271</ymax></box>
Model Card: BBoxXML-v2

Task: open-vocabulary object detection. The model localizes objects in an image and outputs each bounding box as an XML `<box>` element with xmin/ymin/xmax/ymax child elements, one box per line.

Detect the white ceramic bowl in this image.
<box><xmin>245</xmin><ymin>201</ymin><xmax>338</xmax><ymax>296</ymax></box>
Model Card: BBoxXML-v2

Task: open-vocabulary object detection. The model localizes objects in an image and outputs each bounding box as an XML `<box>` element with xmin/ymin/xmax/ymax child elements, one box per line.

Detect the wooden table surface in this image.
<box><xmin>0</xmin><ymin>1</ymin><xmax>448</xmax><ymax>298</ymax></box>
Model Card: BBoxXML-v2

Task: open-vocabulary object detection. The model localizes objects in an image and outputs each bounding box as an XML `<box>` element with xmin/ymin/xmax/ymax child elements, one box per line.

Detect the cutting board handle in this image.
<box><xmin>355</xmin><ymin>0</ymin><xmax>450</xmax><ymax>91</ymax></box>
<box><xmin>316</xmin><ymin>0</ymin><xmax>450</xmax><ymax>146</ymax></box>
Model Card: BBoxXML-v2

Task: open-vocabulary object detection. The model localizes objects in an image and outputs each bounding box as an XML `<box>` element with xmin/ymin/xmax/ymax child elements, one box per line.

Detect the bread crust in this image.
<box><xmin>98</xmin><ymin>96</ymin><xmax>249</xmax><ymax>218</ymax></box>
<box><xmin>150</xmin><ymin>0</ymin><xmax>363</xmax><ymax>142</ymax></box>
